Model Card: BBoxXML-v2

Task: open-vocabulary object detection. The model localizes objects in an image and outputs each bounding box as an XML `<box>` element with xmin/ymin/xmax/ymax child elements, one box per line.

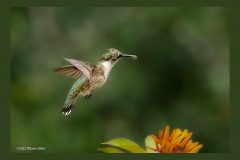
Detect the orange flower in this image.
<box><xmin>146</xmin><ymin>126</ymin><xmax>203</xmax><ymax>153</ymax></box>
<box><xmin>99</xmin><ymin>126</ymin><xmax>203</xmax><ymax>153</ymax></box>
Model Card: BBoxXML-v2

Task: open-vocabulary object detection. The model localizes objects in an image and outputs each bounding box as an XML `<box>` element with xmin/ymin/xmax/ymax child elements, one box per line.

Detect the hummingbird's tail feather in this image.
<box><xmin>61</xmin><ymin>99</ymin><xmax>75</xmax><ymax>116</ymax></box>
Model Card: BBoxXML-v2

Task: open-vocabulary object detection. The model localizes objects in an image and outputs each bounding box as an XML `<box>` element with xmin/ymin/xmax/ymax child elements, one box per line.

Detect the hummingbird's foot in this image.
<box><xmin>84</xmin><ymin>93</ymin><xmax>92</xmax><ymax>100</ymax></box>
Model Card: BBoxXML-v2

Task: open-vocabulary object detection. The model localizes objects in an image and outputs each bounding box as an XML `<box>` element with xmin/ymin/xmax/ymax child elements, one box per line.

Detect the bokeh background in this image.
<box><xmin>11</xmin><ymin>7</ymin><xmax>229</xmax><ymax>153</ymax></box>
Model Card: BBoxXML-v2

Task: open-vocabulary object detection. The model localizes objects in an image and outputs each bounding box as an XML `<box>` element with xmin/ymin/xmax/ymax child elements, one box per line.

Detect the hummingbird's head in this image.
<box><xmin>99</xmin><ymin>48</ymin><xmax>137</xmax><ymax>77</ymax></box>
<box><xmin>100</xmin><ymin>48</ymin><xmax>137</xmax><ymax>64</ymax></box>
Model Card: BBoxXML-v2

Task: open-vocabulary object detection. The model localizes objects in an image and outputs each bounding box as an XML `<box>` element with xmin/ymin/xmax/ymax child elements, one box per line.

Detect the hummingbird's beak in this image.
<box><xmin>121</xmin><ymin>54</ymin><xmax>138</xmax><ymax>59</ymax></box>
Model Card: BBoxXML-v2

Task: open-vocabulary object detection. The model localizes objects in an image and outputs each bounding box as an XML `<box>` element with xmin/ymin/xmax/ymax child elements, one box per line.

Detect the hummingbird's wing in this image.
<box><xmin>54</xmin><ymin>58</ymin><xmax>93</xmax><ymax>80</ymax></box>
<box><xmin>53</xmin><ymin>65</ymin><xmax>84</xmax><ymax>79</ymax></box>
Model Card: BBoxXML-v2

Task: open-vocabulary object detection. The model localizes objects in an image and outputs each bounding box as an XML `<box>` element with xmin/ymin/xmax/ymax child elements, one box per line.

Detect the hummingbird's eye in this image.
<box><xmin>118</xmin><ymin>54</ymin><xmax>122</xmax><ymax>58</ymax></box>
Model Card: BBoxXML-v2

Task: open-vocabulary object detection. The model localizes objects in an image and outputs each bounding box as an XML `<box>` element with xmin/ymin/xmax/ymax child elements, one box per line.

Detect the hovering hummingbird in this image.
<box><xmin>54</xmin><ymin>48</ymin><xmax>137</xmax><ymax>116</ymax></box>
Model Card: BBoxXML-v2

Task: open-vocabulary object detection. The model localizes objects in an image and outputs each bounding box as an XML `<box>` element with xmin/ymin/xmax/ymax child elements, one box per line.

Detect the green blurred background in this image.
<box><xmin>11</xmin><ymin>7</ymin><xmax>229</xmax><ymax>153</ymax></box>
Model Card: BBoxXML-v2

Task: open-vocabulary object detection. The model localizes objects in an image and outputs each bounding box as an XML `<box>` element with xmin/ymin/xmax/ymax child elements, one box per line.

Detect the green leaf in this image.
<box><xmin>98</xmin><ymin>147</ymin><xmax>124</xmax><ymax>153</ymax></box>
<box><xmin>102</xmin><ymin>138</ymin><xmax>146</xmax><ymax>153</ymax></box>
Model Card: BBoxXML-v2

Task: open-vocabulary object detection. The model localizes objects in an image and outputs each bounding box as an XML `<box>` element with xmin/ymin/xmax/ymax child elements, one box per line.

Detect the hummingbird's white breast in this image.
<box><xmin>102</xmin><ymin>61</ymin><xmax>113</xmax><ymax>78</ymax></box>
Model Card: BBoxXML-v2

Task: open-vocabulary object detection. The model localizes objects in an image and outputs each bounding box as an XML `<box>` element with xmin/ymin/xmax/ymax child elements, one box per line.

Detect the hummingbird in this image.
<box><xmin>54</xmin><ymin>48</ymin><xmax>137</xmax><ymax>116</ymax></box>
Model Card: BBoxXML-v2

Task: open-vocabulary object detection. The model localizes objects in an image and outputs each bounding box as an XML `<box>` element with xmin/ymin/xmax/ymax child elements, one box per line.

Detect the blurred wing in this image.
<box><xmin>63</xmin><ymin>58</ymin><xmax>93</xmax><ymax>79</ymax></box>
<box><xmin>54</xmin><ymin>65</ymin><xmax>83</xmax><ymax>79</ymax></box>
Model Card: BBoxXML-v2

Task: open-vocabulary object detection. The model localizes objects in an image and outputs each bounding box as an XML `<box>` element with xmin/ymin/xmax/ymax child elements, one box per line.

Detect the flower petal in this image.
<box><xmin>102</xmin><ymin>138</ymin><xmax>146</xmax><ymax>153</ymax></box>
<box><xmin>145</xmin><ymin>135</ymin><xmax>159</xmax><ymax>153</ymax></box>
